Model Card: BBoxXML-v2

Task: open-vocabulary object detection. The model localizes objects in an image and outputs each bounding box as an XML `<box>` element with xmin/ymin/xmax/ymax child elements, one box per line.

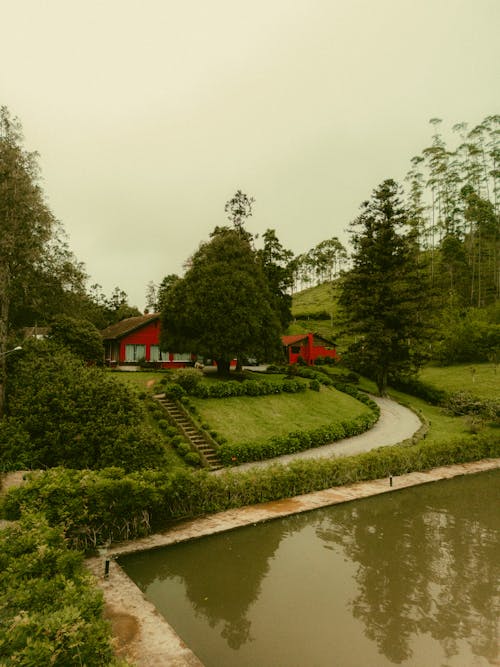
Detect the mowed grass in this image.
<box><xmin>191</xmin><ymin>386</ymin><xmax>371</xmax><ymax>444</ymax></box>
<box><xmin>419</xmin><ymin>363</ymin><xmax>500</xmax><ymax>400</ymax></box>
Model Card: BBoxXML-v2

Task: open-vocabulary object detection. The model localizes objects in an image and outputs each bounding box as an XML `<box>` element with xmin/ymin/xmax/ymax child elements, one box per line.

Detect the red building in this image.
<box><xmin>101</xmin><ymin>314</ymin><xmax>195</xmax><ymax>369</ymax></box>
<box><xmin>281</xmin><ymin>333</ymin><xmax>338</xmax><ymax>366</ymax></box>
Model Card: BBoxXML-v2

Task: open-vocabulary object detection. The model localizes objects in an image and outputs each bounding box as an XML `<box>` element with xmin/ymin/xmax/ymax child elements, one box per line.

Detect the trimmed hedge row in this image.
<box><xmin>191</xmin><ymin>378</ymin><xmax>307</xmax><ymax>398</ymax></box>
<box><xmin>3</xmin><ymin>435</ymin><xmax>498</xmax><ymax>552</ymax></box>
<box><xmin>217</xmin><ymin>411</ymin><xmax>378</xmax><ymax>465</ymax></box>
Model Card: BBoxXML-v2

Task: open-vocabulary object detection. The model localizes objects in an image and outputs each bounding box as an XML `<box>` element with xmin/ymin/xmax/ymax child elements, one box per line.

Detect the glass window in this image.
<box><xmin>125</xmin><ymin>344</ymin><xmax>146</xmax><ymax>362</ymax></box>
<box><xmin>150</xmin><ymin>346</ymin><xmax>169</xmax><ymax>362</ymax></box>
<box><xmin>172</xmin><ymin>352</ymin><xmax>191</xmax><ymax>362</ymax></box>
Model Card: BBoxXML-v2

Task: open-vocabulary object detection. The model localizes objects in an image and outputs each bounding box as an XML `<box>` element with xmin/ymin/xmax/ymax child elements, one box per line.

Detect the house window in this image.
<box><xmin>150</xmin><ymin>345</ymin><xmax>169</xmax><ymax>362</ymax></box>
<box><xmin>125</xmin><ymin>344</ymin><xmax>146</xmax><ymax>362</ymax></box>
<box><xmin>172</xmin><ymin>352</ymin><xmax>191</xmax><ymax>362</ymax></box>
<box><xmin>291</xmin><ymin>346</ymin><xmax>301</xmax><ymax>354</ymax></box>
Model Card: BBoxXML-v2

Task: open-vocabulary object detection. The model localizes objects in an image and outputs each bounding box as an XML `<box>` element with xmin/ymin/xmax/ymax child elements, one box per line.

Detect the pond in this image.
<box><xmin>119</xmin><ymin>470</ymin><xmax>499</xmax><ymax>666</ymax></box>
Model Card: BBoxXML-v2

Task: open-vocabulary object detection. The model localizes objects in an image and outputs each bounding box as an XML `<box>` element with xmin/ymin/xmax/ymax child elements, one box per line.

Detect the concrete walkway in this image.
<box><xmin>222</xmin><ymin>394</ymin><xmax>422</xmax><ymax>473</ymax></box>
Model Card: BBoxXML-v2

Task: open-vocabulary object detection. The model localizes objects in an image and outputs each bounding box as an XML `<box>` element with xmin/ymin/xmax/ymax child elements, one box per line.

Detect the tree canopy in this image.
<box><xmin>339</xmin><ymin>179</ymin><xmax>433</xmax><ymax>395</ymax></box>
<box><xmin>160</xmin><ymin>227</ymin><xmax>282</xmax><ymax>373</ymax></box>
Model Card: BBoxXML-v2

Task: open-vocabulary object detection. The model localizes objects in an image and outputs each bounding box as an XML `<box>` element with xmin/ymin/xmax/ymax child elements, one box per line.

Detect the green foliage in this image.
<box><xmin>217</xmin><ymin>411</ymin><xmax>378</xmax><ymax>465</ymax></box>
<box><xmin>191</xmin><ymin>377</ymin><xmax>306</xmax><ymax>399</ymax></box>
<box><xmin>389</xmin><ymin>376</ymin><xmax>448</xmax><ymax>405</ymax></box>
<box><xmin>162</xmin><ymin>382</ymin><xmax>186</xmax><ymax>400</ymax></box>
<box><xmin>442</xmin><ymin>392</ymin><xmax>500</xmax><ymax>420</ymax></box>
<box><xmin>1</xmin><ymin>340</ymin><xmax>168</xmax><ymax>471</ymax></box>
<box><xmin>0</xmin><ymin>511</ymin><xmax>121</xmax><ymax>665</ymax></box>
<box><xmin>173</xmin><ymin>368</ymin><xmax>203</xmax><ymax>392</ymax></box>
<box><xmin>339</xmin><ymin>179</ymin><xmax>434</xmax><ymax>395</ymax></box>
<box><xmin>160</xmin><ymin>227</ymin><xmax>282</xmax><ymax>374</ymax></box>
<box><xmin>435</xmin><ymin>309</ymin><xmax>500</xmax><ymax>364</ymax></box>
<box><xmin>3</xmin><ymin>436</ymin><xmax>498</xmax><ymax>550</ymax></box>
<box><xmin>184</xmin><ymin>451</ymin><xmax>202</xmax><ymax>467</ymax></box>
<box><xmin>48</xmin><ymin>314</ymin><xmax>104</xmax><ymax>365</ymax></box>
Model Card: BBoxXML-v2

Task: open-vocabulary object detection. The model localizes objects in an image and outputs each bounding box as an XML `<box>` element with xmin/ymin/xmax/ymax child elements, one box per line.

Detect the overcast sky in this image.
<box><xmin>2</xmin><ymin>0</ymin><xmax>499</xmax><ymax>310</ymax></box>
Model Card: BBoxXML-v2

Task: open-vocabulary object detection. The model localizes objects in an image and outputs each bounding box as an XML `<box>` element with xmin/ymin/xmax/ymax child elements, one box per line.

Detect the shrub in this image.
<box><xmin>0</xmin><ymin>511</ymin><xmax>121</xmax><ymax>665</ymax></box>
<box><xmin>176</xmin><ymin>442</ymin><xmax>191</xmax><ymax>457</ymax></box>
<box><xmin>185</xmin><ymin>451</ymin><xmax>202</xmax><ymax>467</ymax></box>
<box><xmin>163</xmin><ymin>382</ymin><xmax>186</xmax><ymax>400</ymax></box>
<box><xmin>309</xmin><ymin>379</ymin><xmax>321</xmax><ymax>391</ymax></box>
<box><xmin>3</xmin><ymin>435</ymin><xmax>498</xmax><ymax>550</ymax></box>
<box><xmin>2</xmin><ymin>341</ymin><xmax>169</xmax><ymax>472</ymax></box>
<box><xmin>173</xmin><ymin>368</ymin><xmax>203</xmax><ymax>392</ymax></box>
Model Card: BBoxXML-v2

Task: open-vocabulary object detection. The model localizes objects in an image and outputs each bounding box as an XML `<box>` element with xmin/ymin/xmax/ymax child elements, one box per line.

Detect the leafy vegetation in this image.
<box><xmin>0</xmin><ymin>512</ymin><xmax>124</xmax><ymax>665</ymax></box>
<box><xmin>3</xmin><ymin>434</ymin><xmax>498</xmax><ymax>552</ymax></box>
<box><xmin>0</xmin><ymin>340</ymin><xmax>170</xmax><ymax>472</ymax></box>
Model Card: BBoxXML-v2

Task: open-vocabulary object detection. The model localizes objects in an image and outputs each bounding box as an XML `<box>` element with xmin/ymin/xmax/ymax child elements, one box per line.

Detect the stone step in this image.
<box><xmin>154</xmin><ymin>394</ymin><xmax>223</xmax><ymax>471</ymax></box>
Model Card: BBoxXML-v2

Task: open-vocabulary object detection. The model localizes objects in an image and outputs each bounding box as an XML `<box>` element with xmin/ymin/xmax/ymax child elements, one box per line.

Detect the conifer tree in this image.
<box><xmin>339</xmin><ymin>179</ymin><xmax>432</xmax><ymax>395</ymax></box>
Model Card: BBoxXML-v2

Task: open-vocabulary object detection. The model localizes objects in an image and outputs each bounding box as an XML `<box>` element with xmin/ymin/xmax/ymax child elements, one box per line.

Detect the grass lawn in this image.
<box><xmin>107</xmin><ymin>370</ymin><xmax>168</xmax><ymax>392</ymax></box>
<box><xmin>191</xmin><ymin>386</ymin><xmax>371</xmax><ymax>444</ymax></box>
<box><xmin>419</xmin><ymin>363</ymin><xmax>500</xmax><ymax>400</ymax></box>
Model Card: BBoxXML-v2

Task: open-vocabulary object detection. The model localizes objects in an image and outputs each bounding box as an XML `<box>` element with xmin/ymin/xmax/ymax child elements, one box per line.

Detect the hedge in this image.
<box><xmin>3</xmin><ymin>434</ymin><xmax>498</xmax><ymax>552</ymax></box>
<box><xmin>217</xmin><ymin>411</ymin><xmax>378</xmax><ymax>465</ymax></box>
<box><xmin>191</xmin><ymin>378</ymin><xmax>307</xmax><ymax>399</ymax></box>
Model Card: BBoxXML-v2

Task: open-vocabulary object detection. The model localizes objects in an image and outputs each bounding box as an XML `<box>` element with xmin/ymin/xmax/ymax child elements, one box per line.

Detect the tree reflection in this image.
<box><xmin>315</xmin><ymin>471</ymin><xmax>499</xmax><ymax>664</ymax></box>
<box><xmin>121</xmin><ymin>519</ymin><xmax>298</xmax><ymax>649</ymax></box>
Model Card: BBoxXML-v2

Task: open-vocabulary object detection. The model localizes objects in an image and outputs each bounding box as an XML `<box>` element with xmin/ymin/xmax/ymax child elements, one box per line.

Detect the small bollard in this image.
<box><xmin>389</xmin><ymin>475</ymin><xmax>393</xmax><ymax>487</ymax></box>
<box><xmin>104</xmin><ymin>559</ymin><xmax>110</xmax><ymax>578</ymax></box>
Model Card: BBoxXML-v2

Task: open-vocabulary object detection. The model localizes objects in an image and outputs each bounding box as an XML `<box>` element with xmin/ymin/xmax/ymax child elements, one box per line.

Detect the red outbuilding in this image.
<box><xmin>281</xmin><ymin>333</ymin><xmax>338</xmax><ymax>366</ymax></box>
<box><xmin>101</xmin><ymin>314</ymin><xmax>195</xmax><ymax>369</ymax></box>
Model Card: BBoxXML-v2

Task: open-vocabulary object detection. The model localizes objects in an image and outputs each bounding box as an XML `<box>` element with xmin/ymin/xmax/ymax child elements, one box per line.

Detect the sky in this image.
<box><xmin>1</xmin><ymin>0</ymin><xmax>499</xmax><ymax>310</ymax></box>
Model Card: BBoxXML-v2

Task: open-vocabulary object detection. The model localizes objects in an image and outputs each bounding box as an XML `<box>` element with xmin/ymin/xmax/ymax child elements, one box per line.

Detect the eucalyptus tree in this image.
<box><xmin>256</xmin><ymin>229</ymin><xmax>295</xmax><ymax>329</ymax></box>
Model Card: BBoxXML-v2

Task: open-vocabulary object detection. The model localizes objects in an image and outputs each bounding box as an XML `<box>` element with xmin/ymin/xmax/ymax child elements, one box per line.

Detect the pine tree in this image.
<box><xmin>339</xmin><ymin>180</ymin><xmax>432</xmax><ymax>395</ymax></box>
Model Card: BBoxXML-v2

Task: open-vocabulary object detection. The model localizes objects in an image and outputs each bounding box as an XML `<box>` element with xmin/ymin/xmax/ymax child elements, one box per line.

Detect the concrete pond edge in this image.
<box><xmin>85</xmin><ymin>457</ymin><xmax>500</xmax><ymax>667</ymax></box>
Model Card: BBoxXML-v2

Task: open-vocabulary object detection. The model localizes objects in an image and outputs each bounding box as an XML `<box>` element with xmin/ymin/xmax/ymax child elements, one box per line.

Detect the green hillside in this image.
<box><xmin>289</xmin><ymin>282</ymin><xmax>342</xmax><ymax>345</ymax></box>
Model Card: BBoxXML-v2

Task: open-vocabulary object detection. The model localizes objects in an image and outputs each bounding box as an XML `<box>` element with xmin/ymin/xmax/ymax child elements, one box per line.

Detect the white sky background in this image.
<box><xmin>1</xmin><ymin>0</ymin><xmax>499</xmax><ymax>310</ymax></box>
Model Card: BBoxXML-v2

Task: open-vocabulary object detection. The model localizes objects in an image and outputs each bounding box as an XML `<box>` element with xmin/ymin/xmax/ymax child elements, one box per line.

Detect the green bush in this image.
<box><xmin>309</xmin><ymin>379</ymin><xmax>321</xmax><ymax>391</ymax></box>
<box><xmin>217</xmin><ymin>410</ymin><xmax>378</xmax><ymax>465</ymax></box>
<box><xmin>176</xmin><ymin>442</ymin><xmax>191</xmax><ymax>457</ymax></box>
<box><xmin>1</xmin><ymin>341</ymin><xmax>168</xmax><ymax>472</ymax></box>
<box><xmin>185</xmin><ymin>451</ymin><xmax>202</xmax><ymax>467</ymax></box>
<box><xmin>3</xmin><ymin>435</ymin><xmax>498</xmax><ymax>550</ymax></box>
<box><xmin>163</xmin><ymin>382</ymin><xmax>186</xmax><ymax>400</ymax></box>
<box><xmin>0</xmin><ymin>511</ymin><xmax>123</xmax><ymax>665</ymax></box>
<box><xmin>173</xmin><ymin>368</ymin><xmax>203</xmax><ymax>392</ymax></box>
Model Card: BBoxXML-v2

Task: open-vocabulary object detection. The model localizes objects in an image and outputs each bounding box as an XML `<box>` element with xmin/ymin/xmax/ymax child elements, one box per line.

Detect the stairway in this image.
<box><xmin>154</xmin><ymin>394</ymin><xmax>223</xmax><ymax>470</ymax></box>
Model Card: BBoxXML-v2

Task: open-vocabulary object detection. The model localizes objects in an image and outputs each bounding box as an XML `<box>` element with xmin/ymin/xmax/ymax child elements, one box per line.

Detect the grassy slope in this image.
<box><xmin>419</xmin><ymin>363</ymin><xmax>500</xmax><ymax>400</ymax></box>
<box><xmin>191</xmin><ymin>386</ymin><xmax>370</xmax><ymax>444</ymax></box>
<box><xmin>351</xmin><ymin>367</ymin><xmax>499</xmax><ymax>445</ymax></box>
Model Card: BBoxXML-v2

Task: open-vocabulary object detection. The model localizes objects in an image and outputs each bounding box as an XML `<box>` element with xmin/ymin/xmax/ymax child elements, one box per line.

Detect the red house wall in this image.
<box><xmin>287</xmin><ymin>334</ymin><xmax>337</xmax><ymax>366</ymax></box>
<box><xmin>118</xmin><ymin>320</ymin><xmax>194</xmax><ymax>368</ymax></box>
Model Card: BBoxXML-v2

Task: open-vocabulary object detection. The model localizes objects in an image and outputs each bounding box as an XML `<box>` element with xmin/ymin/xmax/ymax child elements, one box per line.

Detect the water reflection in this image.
<box><xmin>315</xmin><ymin>472</ymin><xmax>499</xmax><ymax>663</ymax></box>
<box><xmin>120</xmin><ymin>471</ymin><xmax>499</xmax><ymax>666</ymax></box>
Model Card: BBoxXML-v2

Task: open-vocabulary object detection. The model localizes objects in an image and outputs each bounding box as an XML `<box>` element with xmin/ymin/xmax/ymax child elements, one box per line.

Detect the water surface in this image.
<box><xmin>120</xmin><ymin>471</ymin><xmax>499</xmax><ymax>666</ymax></box>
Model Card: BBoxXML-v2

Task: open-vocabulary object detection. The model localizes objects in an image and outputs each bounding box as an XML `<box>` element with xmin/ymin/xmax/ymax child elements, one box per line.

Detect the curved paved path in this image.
<box><xmin>222</xmin><ymin>395</ymin><xmax>422</xmax><ymax>474</ymax></box>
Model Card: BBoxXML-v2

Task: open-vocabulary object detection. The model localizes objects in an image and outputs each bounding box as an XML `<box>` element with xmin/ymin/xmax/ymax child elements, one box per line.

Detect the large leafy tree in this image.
<box><xmin>0</xmin><ymin>108</ymin><xmax>56</xmax><ymax>416</ymax></box>
<box><xmin>160</xmin><ymin>227</ymin><xmax>282</xmax><ymax>374</ymax></box>
<box><xmin>339</xmin><ymin>179</ymin><xmax>432</xmax><ymax>395</ymax></box>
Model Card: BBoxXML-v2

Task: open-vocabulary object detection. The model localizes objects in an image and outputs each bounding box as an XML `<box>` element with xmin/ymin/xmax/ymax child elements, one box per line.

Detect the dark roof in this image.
<box><xmin>101</xmin><ymin>313</ymin><xmax>159</xmax><ymax>340</ymax></box>
<box><xmin>281</xmin><ymin>332</ymin><xmax>336</xmax><ymax>347</ymax></box>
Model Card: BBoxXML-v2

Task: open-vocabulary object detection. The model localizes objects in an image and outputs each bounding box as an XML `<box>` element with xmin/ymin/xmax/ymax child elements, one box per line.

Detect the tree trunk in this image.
<box><xmin>215</xmin><ymin>358</ymin><xmax>231</xmax><ymax>376</ymax></box>
<box><xmin>0</xmin><ymin>264</ymin><xmax>10</xmax><ymax>419</ymax></box>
